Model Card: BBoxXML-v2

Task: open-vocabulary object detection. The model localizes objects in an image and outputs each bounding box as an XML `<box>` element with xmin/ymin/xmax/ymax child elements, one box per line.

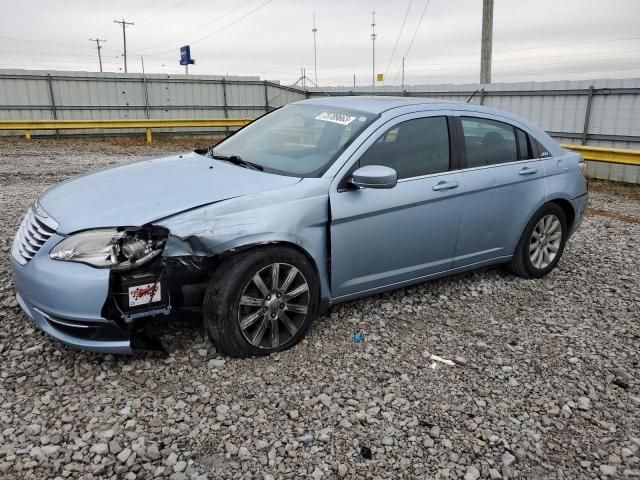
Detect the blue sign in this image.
<box><xmin>180</xmin><ymin>45</ymin><xmax>195</xmax><ymax>66</ymax></box>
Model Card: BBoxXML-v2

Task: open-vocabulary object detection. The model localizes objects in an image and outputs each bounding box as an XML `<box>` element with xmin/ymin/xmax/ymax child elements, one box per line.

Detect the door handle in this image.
<box><xmin>432</xmin><ymin>180</ymin><xmax>459</xmax><ymax>191</ymax></box>
<box><xmin>518</xmin><ymin>167</ymin><xmax>538</xmax><ymax>176</ymax></box>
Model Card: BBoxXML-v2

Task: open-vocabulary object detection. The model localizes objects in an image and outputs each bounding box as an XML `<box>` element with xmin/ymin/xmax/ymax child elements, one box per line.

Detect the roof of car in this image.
<box><xmin>297</xmin><ymin>95</ymin><xmax>484</xmax><ymax>115</ymax></box>
<box><xmin>296</xmin><ymin>95</ymin><xmax>563</xmax><ymax>157</ymax></box>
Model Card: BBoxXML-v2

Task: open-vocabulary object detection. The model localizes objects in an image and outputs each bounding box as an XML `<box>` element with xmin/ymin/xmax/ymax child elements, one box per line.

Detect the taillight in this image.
<box><xmin>578</xmin><ymin>160</ymin><xmax>586</xmax><ymax>174</ymax></box>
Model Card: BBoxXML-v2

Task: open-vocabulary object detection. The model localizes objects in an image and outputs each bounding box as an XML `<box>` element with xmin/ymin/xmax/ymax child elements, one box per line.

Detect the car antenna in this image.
<box><xmin>466</xmin><ymin>89</ymin><xmax>479</xmax><ymax>103</ymax></box>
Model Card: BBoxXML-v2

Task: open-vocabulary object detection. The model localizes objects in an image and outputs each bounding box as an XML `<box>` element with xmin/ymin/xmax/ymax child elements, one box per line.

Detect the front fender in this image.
<box><xmin>156</xmin><ymin>180</ymin><xmax>332</xmax><ymax>306</ymax></box>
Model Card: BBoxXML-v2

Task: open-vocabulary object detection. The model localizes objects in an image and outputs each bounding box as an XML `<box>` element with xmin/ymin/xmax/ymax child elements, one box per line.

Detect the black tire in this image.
<box><xmin>507</xmin><ymin>202</ymin><xmax>568</xmax><ymax>279</ymax></box>
<box><xmin>203</xmin><ymin>246</ymin><xmax>319</xmax><ymax>358</ymax></box>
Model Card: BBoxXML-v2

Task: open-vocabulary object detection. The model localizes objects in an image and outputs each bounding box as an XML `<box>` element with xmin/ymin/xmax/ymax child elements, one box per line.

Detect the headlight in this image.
<box><xmin>578</xmin><ymin>159</ymin><xmax>587</xmax><ymax>175</ymax></box>
<box><xmin>50</xmin><ymin>228</ymin><xmax>165</xmax><ymax>270</ymax></box>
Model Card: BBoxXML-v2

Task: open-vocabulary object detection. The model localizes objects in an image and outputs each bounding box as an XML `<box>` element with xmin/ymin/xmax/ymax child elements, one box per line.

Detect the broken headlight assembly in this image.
<box><xmin>50</xmin><ymin>228</ymin><xmax>167</xmax><ymax>271</ymax></box>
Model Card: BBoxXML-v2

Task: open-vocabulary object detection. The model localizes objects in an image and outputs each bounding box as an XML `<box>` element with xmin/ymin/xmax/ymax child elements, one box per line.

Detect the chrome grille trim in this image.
<box><xmin>11</xmin><ymin>204</ymin><xmax>58</xmax><ymax>265</ymax></box>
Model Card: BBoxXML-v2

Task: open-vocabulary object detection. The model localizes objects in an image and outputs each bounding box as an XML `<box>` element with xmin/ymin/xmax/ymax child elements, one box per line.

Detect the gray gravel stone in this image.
<box><xmin>117</xmin><ymin>447</ymin><xmax>132</xmax><ymax>463</ymax></box>
<box><xmin>254</xmin><ymin>439</ymin><xmax>269</xmax><ymax>451</ymax></box>
<box><xmin>464</xmin><ymin>465</ymin><xmax>480</xmax><ymax>480</ymax></box>
<box><xmin>145</xmin><ymin>445</ymin><xmax>161</xmax><ymax>460</ymax></box>
<box><xmin>502</xmin><ymin>452</ymin><xmax>516</xmax><ymax>466</ymax></box>
<box><xmin>237</xmin><ymin>446</ymin><xmax>250</xmax><ymax>460</ymax></box>
<box><xmin>0</xmin><ymin>140</ymin><xmax>638</xmax><ymax>479</ymax></box>
<box><xmin>90</xmin><ymin>443</ymin><xmax>109</xmax><ymax>456</ymax></box>
<box><xmin>600</xmin><ymin>464</ymin><xmax>617</xmax><ymax>476</ymax></box>
<box><xmin>577</xmin><ymin>396</ymin><xmax>591</xmax><ymax>410</ymax></box>
<box><xmin>489</xmin><ymin>468</ymin><xmax>502</xmax><ymax>479</ymax></box>
<box><xmin>316</xmin><ymin>393</ymin><xmax>332</xmax><ymax>407</ymax></box>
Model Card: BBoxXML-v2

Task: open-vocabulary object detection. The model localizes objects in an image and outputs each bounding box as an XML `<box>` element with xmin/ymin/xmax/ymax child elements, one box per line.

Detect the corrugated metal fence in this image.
<box><xmin>309</xmin><ymin>79</ymin><xmax>640</xmax><ymax>183</ymax></box>
<box><xmin>1</xmin><ymin>71</ymin><xmax>639</xmax><ymax>182</ymax></box>
<box><xmin>0</xmin><ymin>69</ymin><xmax>305</xmax><ymax>136</ymax></box>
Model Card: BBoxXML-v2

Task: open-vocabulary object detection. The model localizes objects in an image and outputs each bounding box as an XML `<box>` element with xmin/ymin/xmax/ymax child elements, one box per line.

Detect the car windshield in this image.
<box><xmin>209</xmin><ymin>104</ymin><xmax>377</xmax><ymax>177</ymax></box>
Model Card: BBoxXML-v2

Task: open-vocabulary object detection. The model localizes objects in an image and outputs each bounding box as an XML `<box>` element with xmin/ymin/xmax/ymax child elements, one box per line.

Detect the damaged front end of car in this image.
<box><xmin>77</xmin><ymin>225</ymin><xmax>215</xmax><ymax>354</ymax></box>
<box><xmin>78</xmin><ymin>179</ymin><xmax>331</xmax><ymax>355</ymax></box>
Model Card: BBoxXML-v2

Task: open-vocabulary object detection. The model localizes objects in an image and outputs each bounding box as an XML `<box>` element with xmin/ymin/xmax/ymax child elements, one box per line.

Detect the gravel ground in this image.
<box><xmin>0</xmin><ymin>137</ymin><xmax>639</xmax><ymax>480</ymax></box>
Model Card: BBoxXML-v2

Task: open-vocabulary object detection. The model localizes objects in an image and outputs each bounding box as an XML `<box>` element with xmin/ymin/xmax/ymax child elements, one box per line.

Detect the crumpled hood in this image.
<box><xmin>39</xmin><ymin>151</ymin><xmax>300</xmax><ymax>234</ymax></box>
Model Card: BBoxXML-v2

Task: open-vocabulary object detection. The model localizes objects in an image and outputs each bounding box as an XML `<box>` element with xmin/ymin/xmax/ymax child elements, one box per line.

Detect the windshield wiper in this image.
<box><xmin>209</xmin><ymin>151</ymin><xmax>263</xmax><ymax>171</ymax></box>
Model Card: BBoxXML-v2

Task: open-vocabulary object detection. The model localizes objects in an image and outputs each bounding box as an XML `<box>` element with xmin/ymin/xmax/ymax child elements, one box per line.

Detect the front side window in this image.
<box><xmin>461</xmin><ymin>117</ymin><xmax>518</xmax><ymax>168</ymax></box>
<box><xmin>211</xmin><ymin>104</ymin><xmax>377</xmax><ymax>177</ymax></box>
<box><xmin>359</xmin><ymin>116</ymin><xmax>450</xmax><ymax>179</ymax></box>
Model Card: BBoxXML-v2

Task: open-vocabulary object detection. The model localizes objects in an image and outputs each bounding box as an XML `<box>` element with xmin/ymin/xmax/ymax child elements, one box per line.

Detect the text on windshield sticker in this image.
<box><xmin>315</xmin><ymin>112</ymin><xmax>357</xmax><ymax>125</ymax></box>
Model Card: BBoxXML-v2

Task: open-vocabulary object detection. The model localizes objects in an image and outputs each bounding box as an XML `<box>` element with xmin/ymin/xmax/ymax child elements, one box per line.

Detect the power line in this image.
<box><xmin>0</xmin><ymin>48</ymin><xmax>117</xmax><ymax>59</ymax></box>
<box><xmin>0</xmin><ymin>36</ymin><xmax>92</xmax><ymax>49</ymax></box>
<box><xmin>113</xmin><ymin>18</ymin><xmax>134</xmax><ymax>73</ymax></box>
<box><xmin>398</xmin><ymin>56</ymin><xmax>640</xmax><ymax>73</ymax></box>
<box><xmin>371</xmin><ymin>11</ymin><xmax>377</xmax><ymax>87</ymax></box>
<box><xmin>384</xmin><ymin>0</ymin><xmax>413</xmax><ymax>79</ymax></box>
<box><xmin>406</xmin><ymin>48</ymin><xmax>640</xmax><ymax>68</ymax></box>
<box><xmin>138</xmin><ymin>0</ymin><xmax>275</xmax><ymax>56</ymax></box>
<box><xmin>89</xmin><ymin>38</ymin><xmax>106</xmax><ymax>72</ymax></box>
<box><xmin>135</xmin><ymin>0</ymin><xmax>191</xmax><ymax>24</ymax></box>
<box><xmin>126</xmin><ymin>0</ymin><xmax>165</xmax><ymax>19</ymax></box>
<box><xmin>185</xmin><ymin>0</ymin><xmax>275</xmax><ymax>47</ymax></box>
<box><xmin>393</xmin><ymin>0</ymin><xmax>431</xmax><ymax>84</ymax></box>
<box><xmin>136</xmin><ymin>0</ymin><xmax>256</xmax><ymax>51</ymax></box>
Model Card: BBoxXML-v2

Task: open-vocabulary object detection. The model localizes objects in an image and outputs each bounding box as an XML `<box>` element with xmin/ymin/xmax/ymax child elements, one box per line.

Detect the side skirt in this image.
<box><xmin>329</xmin><ymin>255</ymin><xmax>512</xmax><ymax>305</ymax></box>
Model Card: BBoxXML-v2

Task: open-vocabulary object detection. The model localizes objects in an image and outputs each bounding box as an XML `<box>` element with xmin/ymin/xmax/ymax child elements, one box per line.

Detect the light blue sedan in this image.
<box><xmin>11</xmin><ymin>97</ymin><xmax>588</xmax><ymax>357</ymax></box>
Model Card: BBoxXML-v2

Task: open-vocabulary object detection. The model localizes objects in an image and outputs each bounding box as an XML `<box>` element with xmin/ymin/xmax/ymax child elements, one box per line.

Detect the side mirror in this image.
<box><xmin>350</xmin><ymin>165</ymin><xmax>398</xmax><ymax>189</ymax></box>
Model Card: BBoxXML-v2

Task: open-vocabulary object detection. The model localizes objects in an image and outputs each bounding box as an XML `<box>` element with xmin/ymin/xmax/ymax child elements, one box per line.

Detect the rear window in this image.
<box><xmin>461</xmin><ymin>117</ymin><xmax>517</xmax><ymax>168</ymax></box>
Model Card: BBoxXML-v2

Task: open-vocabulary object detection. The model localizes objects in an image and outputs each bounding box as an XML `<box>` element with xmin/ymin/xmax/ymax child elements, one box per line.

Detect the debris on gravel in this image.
<box><xmin>0</xmin><ymin>137</ymin><xmax>639</xmax><ymax>479</ymax></box>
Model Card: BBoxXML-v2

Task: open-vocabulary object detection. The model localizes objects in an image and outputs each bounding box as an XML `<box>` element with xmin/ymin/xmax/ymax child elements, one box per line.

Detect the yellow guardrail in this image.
<box><xmin>561</xmin><ymin>144</ymin><xmax>640</xmax><ymax>166</ymax></box>
<box><xmin>0</xmin><ymin>118</ymin><xmax>252</xmax><ymax>144</ymax></box>
<box><xmin>1</xmin><ymin>120</ymin><xmax>639</xmax><ymax>162</ymax></box>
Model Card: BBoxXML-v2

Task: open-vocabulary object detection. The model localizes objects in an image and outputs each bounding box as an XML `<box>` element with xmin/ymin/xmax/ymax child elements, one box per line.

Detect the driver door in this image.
<box><xmin>329</xmin><ymin>113</ymin><xmax>464</xmax><ymax>299</ymax></box>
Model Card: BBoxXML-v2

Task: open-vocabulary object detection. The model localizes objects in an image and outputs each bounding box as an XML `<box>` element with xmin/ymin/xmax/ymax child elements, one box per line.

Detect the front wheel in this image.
<box><xmin>507</xmin><ymin>203</ymin><xmax>567</xmax><ymax>279</ymax></box>
<box><xmin>203</xmin><ymin>246</ymin><xmax>319</xmax><ymax>358</ymax></box>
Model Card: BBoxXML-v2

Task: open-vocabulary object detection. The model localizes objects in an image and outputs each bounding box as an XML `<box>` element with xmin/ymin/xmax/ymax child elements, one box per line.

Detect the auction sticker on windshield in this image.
<box><xmin>315</xmin><ymin>112</ymin><xmax>357</xmax><ymax>125</ymax></box>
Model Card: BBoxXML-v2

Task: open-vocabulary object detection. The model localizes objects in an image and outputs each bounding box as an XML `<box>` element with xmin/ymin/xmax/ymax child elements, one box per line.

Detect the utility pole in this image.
<box><xmin>312</xmin><ymin>13</ymin><xmax>318</xmax><ymax>86</ymax></box>
<box><xmin>401</xmin><ymin>57</ymin><xmax>405</xmax><ymax>92</ymax></box>
<box><xmin>113</xmin><ymin>18</ymin><xmax>134</xmax><ymax>73</ymax></box>
<box><xmin>371</xmin><ymin>11</ymin><xmax>377</xmax><ymax>87</ymax></box>
<box><xmin>89</xmin><ymin>38</ymin><xmax>106</xmax><ymax>72</ymax></box>
<box><xmin>480</xmin><ymin>0</ymin><xmax>493</xmax><ymax>84</ymax></box>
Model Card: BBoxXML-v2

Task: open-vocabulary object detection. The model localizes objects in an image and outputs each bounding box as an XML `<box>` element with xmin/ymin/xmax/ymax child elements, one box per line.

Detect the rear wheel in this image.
<box><xmin>507</xmin><ymin>203</ymin><xmax>567</xmax><ymax>278</ymax></box>
<box><xmin>203</xmin><ymin>246</ymin><xmax>319</xmax><ymax>357</ymax></box>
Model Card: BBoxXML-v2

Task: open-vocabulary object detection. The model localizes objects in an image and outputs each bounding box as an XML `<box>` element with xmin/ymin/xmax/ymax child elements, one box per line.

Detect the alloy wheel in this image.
<box><xmin>529</xmin><ymin>214</ymin><xmax>562</xmax><ymax>269</ymax></box>
<box><xmin>237</xmin><ymin>263</ymin><xmax>310</xmax><ymax>349</ymax></box>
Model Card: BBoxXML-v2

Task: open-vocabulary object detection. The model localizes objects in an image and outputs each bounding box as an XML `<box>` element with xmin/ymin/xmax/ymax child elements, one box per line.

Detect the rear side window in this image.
<box><xmin>516</xmin><ymin>128</ymin><xmax>533</xmax><ymax>160</ymax></box>
<box><xmin>461</xmin><ymin>117</ymin><xmax>517</xmax><ymax>168</ymax></box>
<box><xmin>533</xmin><ymin>138</ymin><xmax>552</xmax><ymax>158</ymax></box>
<box><xmin>359</xmin><ymin>116</ymin><xmax>450</xmax><ymax>179</ymax></box>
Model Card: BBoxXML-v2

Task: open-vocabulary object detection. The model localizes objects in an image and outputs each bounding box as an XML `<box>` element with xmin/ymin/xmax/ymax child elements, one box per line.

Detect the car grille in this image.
<box><xmin>11</xmin><ymin>205</ymin><xmax>58</xmax><ymax>265</ymax></box>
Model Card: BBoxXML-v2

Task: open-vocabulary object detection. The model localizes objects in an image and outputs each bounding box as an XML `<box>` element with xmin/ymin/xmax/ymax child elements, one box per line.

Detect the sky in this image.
<box><xmin>1</xmin><ymin>0</ymin><xmax>639</xmax><ymax>86</ymax></box>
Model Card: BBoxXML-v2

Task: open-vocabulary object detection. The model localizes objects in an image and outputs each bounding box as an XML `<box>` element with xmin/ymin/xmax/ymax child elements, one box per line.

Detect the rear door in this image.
<box><xmin>329</xmin><ymin>112</ymin><xmax>464</xmax><ymax>299</ymax></box>
<box><xmin>452</xmin><ymin>114</ymin><xmax>546</xmax><ymax>268</ymax></box>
